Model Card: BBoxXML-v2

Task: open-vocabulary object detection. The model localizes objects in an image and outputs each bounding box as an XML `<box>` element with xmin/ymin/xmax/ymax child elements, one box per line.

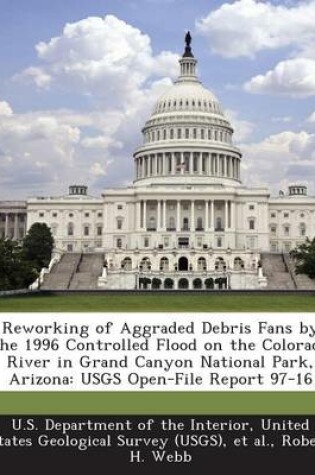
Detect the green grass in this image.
<box><xmin>0</xmin><ymin>292</ymin><xmax>315</xmax><ymax>311</ymax></box>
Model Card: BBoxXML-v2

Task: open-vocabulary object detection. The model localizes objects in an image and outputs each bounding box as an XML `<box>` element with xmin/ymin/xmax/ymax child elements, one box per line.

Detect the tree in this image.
<box><xmin>290</xmin><ymin>238</ymin><xmax>315</xmax><ymax>279</ymax></box>
<box><xmin>22</xmin><ymin>223</ymin><xmax>54</xmax><ymax>272</ymax></box>
<box><xmin>0</xmin><ymin>238</ymin><xmax>37</xmax><ymax>291</ymax></box>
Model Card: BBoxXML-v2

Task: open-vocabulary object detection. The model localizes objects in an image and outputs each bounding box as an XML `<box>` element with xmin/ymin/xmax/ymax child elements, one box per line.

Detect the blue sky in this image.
<box><xmin>0</xmin><ymin>0</ymin><xmax>315</xmax><ymax>199</ymax></box>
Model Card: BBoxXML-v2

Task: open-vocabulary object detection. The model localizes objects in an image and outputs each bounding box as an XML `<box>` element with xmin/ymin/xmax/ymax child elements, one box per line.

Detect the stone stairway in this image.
<box><xmin>69</xmin><ymin>254</ymin><xmax>104</xmax><ymax>290</ymax></box>
<box><xmin>41</xmin><ymin>253</ymin><xmax>82</xmax><ymax>290</ymax></box>
<box><xmin>261</xmin><ymin>253</ymin><xmax>296</xmax><ymax>290</ymax></box>
<box><xmin>283</xmin><ymin>254</ymin><xmax>315</xmax><ymax>290</ymax></box>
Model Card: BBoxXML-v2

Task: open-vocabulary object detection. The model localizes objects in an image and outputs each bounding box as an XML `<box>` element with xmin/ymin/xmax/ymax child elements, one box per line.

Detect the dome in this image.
<box><xmin>132</xmin><ymin>33</ymin><xmax>242</xmax><ymax>188</ymax></box>
<box><xmin>152</xmin><ymin>81</ymin><xmax>224</xmax><ymax>117</ymax></box>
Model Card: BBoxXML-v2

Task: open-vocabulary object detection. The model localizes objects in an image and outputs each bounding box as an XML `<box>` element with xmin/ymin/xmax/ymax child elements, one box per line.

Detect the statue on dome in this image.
<box><xmin>183</xmin><ymin>31</ymin><xmax>194</xmax><ymax>58</ymax></box>
<box><xmin>185</xmin><ymin>31</ymin><xmax>192</xmax><ymax>47</ymax></box>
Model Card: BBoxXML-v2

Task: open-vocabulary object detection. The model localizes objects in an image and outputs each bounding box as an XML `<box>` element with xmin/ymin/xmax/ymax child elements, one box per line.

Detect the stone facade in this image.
<box><xmin>2</xmin><ymin>38</ymin><xmax>315</xmax><ymax>290</ymax></box>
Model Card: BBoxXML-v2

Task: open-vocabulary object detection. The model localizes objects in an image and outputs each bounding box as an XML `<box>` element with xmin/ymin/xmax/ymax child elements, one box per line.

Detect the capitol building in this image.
<box><xmin>2</xmin><ymin>35</ymin><xmax>315</xmax><ymax>290</ymax></box>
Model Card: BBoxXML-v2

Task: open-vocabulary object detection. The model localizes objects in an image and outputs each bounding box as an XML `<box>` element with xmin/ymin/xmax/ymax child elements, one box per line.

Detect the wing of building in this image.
<box><xmin>3</xmin><ymin>35</ymin><xmax>315</xmax><ymax>290</ymax></box>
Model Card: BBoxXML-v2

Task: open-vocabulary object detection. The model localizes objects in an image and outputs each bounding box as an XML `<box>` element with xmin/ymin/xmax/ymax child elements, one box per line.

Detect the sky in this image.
<box><xmin>1</xmin><ymin>0</ymin><xmax>315</xmax><ymax>199</ymax></box>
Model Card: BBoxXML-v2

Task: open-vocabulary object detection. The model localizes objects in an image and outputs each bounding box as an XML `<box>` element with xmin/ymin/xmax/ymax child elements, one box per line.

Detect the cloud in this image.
<box><xmin>225</xmin><ymin>109</ymin><xmax>255</xmax><ymax>142</ymax></box>
<box><xmin>0</xmin><ymin>101</ymin><xmax>13</xmax><ymax>116</ymax></box>
<box><xmin>244</xmin><ymin>58</ymin><xmax>315</xmax><ymax>97</ymax></box>
<box><xmin>18</xmin><ymin>15</ymin><xmax>178</xmax><ymax>109</ymax></box>
<box><xmin>196</xmin><ymin>0</ymin><xmax>315</xmax><ymax>59</ymax></box>
<box><xmin>2</xmin><ymin>15</ymin><xmax>179</xmax><ymax>198</ymax></box>
<box><xmin>241</xmin><ymin>130</ymin><xmax>315</xmax><ymax>194</ymax></box>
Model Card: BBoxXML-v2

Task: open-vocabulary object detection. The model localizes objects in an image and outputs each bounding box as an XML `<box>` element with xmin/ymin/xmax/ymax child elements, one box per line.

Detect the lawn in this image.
<box><xmin>0</xmin><ymin>292</ymin><xmax>315</xmax><ymax>311</ymax></box>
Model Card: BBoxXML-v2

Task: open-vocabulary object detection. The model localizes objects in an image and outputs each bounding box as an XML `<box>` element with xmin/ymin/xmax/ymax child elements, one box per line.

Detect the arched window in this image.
<box><xmin>215</xmin><ymin>257</ymin><xmax>226</xmax><ymax>272</ymax></box>
<box><xmin>197</xmin><ymin>257</ymin><xmax>207</xmax><ymax>271</ymax></box>
<box><xmin>121</xmin><ymin>257</ymin><xmax>132</xmax><ymax>271</ymax></box>
<box><xmin>139</xmin><ymin>257</ymin><xmax>151</xmax><ymax>271</ymax></box>
<box><xmin>234</xmin><ymin>257</ymin><xmax>244</xmax><ymax>270</ymax></box>
<box><xmin>67</xmin><ymin>222</ymin><xmax>74</xmax><ymax>236</ymax></box>
<box><xmin>160</xmin><ymin>257</ymin><xmax>169</xmax><ymax>271</ymax></box>
<box><xmin>170</xmin><ymin>129</ymin><xmax>174</xmax><ymax>139</ymax></box>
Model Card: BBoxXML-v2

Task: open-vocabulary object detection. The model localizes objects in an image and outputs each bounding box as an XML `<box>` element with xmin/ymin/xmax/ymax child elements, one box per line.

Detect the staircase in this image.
<box><xmin>41</xmin><ymin>253</ymin><xmax>104</xmax><ymax>290</ymax></box>
<box><xmin>69</xmin><ymin>254</ymin><xmax>104</xmax><ymax>290</ymax></box>
<box><xmin>283</xmin><ymin>254</ymin><xmax>315</xmax><ymax>290</ymax></box>
<box><xmin>261</xmin><ymin>253</ymin><xmax>296</xmax><ymax>290</ymax></box>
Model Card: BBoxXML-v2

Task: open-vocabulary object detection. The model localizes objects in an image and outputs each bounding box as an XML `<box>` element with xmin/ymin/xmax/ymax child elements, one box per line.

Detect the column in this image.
<box><xmin>225</xmin><ymin>201</ymin><xmax>228</xmax><ymax>230</ymax></box>
<box><xmin>198</xmin><ymin>152</ymin><xmax>202</xmax><ymax>175</ymax></box>
<box><xmin>136</xmin><ymin>202</ymin><xmax>141</xmax><ymax>230</ymax></box>
<box><xmin>190</xmin><ymin>200</ymin><xmax>195</xmax><ymax>231</ymax></box>
<box><xmin>211</xmin><ymin>201</ymin><xmax>214</xmax><ymax>229</ymax></box>
<box><xmin>143</xmin><ymin>201</ymin><xmax>147</xmax><ymax>230</ymax></box>
<box><xmin>176</xmin><ymin>201</ymin><xmax>181</xmax><ymax>231</ymax></box>
<box><xmin>231</xmin><ymin>202</ymin><xmax>235</xmax><ymax>229</ymax></box>
<box><xmin>216</xmin><ymin>155</ymin><xmax>219</xmax><ymax>176</ymax></box>
<box><xmin>14</xmin><ymin>214</ymin><xmax>18</xmax><ymax>240</ymax></box>
<box><xmin>208</xmin><ymin>154</ymin><xmax>211</xmax><ymax>176</ymax></box>
<box><xmin>189</xmin><ymin>152</ymin><xmax>193</xmax><ymax>174</ymax></box>
<box><xmin>157</xmin><ymin>200</ymin><xmax>161</xmax><ymax>230</ymax></box>
<box><xmin>171</xmin><ymin>152</ymin><xmax>176</xmax><ymax>175</ymax></box>
<box><xmin>225</xmin><ymin>156</ymin><xmax>228</xmax><ymax>177</ymax></box>
<box><xmin>162</xmin><ymin>200</ymin><xmax>166</xmax><ymax>230</ymax></box>
<box><xmin>5</xmin><ymin>214</ymin><xmax>9</xmax><ymax>238</ymax></box>
<box><xmin>205</xmin><ymin>201</ymin><xmax>209</xmax><ymax>230</ymax></box>
<box><xmin>134</xmin><ymin>159</ymin><xmax>138</xmax><ymax>179</ymax></box>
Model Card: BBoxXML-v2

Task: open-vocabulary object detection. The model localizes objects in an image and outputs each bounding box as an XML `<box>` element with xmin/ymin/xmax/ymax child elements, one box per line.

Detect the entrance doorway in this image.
<box><xmin>178</xmin><ymin>256</ymin><xmax>189</xmax><ymax>271</ymax></box>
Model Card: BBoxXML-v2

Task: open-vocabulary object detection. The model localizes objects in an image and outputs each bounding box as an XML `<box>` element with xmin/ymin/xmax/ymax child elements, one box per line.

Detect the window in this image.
<box><xmin>144</xmin><ymin>237</ymin><xmax>150</xmax><ymax>248</ymax></box>
<box><xmin>196</xmin><ymin>217</ymin><xmax>203</xmax><ymax>230</ymax></box>
<box><xmin>67</xmin><ymin>223</ymin><xmax>74</xmax><ymax>236</ymax></box>
<box><xmin>97</xmin><ymin>212</ymin><xmax>103</xmax><ymax>217</ymax></box>
<box><xmin>177</xmin><ymin>129</ymin><xmax>182</xmax><ymax>139</ymax></box>
<box><xmin>249</xmin><ymin>219</ymin><xmax>255</xmax><ymax>230</ymax></box>
<box><xmin>284</xmin><ymin>213</ymin><xmax>289</xmax><ymax>218</ymax></box>
<box><xmin>185</xmin><ymin>128</ymin><xmax>189</xmax><ymax>139</ymax></box>
<box><xmin>160</xmin><ymin>257</ymin><xmax>169</xmax><ymax>271</ymax></box>
<box><xmin>67</xmin><ymin>244</ymin><xmax>73</xmax><ymax>252</ymax></box>
<box><xmin>300</xmin><ymin>223</ymin><xmax>306</xmax><ymax>236</ymax></box>
<box><xmin>201</xmin><ymin>129</ymin><xmax>205</xmax><ymax>139</ymax></box>
<box><xmin>168</xmin><ymin>217</ymin><xmax>175</xmax><ymax>230</ymax></box>
<box><xmin>52</xmin><ymin>212</ymin><xmax>57</xmax><ymax>217</ymax></box>
<box><xmin>84</xmin><ymin>226</ymin><xmax>89</xmax><ymax>236</ymax></box>
<box><xmin>116</xmin><ymin>238</ymin><xmax>122</xmax><ymax>248</ymax></box>
<box><xmin>217</xmin><ymin>237</ymin><xmax>222</xmax><ymax>248</ymax></box>
<box><xmin>170</xmin><ymin>129</ymin><xmax>174</xmax><ymax>139</ymax></box>
<box><xmin>85</xmin><ymin>213</ymin><xmax>90</xmax><ymax>218</ymax></box>
<box><xmin>178</xmin><ymin>237</ymin><xmax>189</xmax><ymax>248</ymax></box>
<box><xmin>193</xmin><ymin>128</ymin><xmax>197</xmax><ymax>139</ymax></box>
<box><xmin>270</xmin><ymin>225</ymin><xmax>277</xmax><ymax>235</ymax></box>
<box><xmin>39</xmin><ymin>213</ymin><xmax>44</xmax><ymax>217</ymax></box>
<box><xmin>117</xmin><ymin>204</ymin><xmax>123</xmax><ymax>210</ymax></box>
<box><xmin>284</xmin><ymin>225</ymin><xmax>290</xmax><ymax>236</ymax></box>
<box><xmin>271</xmin><ymin>212</ymin><xmax>276</xmax><ymax>218</ymax></box>
<box><xmin>69</xmin><ymin>213</ymin><xmax>74</xmax><ymax>218</ymax></box>
<box><xmin>163</xmin><ymin>129</ymin><xmax>166</xmax><ymax>140</ymax></box>
<box><xmin>117</xmin><ymin>219</ymin><xmax>123</xmax><ymax>230</ymax></box>
<box><xmin>249</xmin><ymin>205</ymin><xmax>255</xmax><ymax>210</ymax></box>
<box><xmin>97</xmin><ymin>226</ymin><xmax>102</xmax><ymax>236</ymax></box>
